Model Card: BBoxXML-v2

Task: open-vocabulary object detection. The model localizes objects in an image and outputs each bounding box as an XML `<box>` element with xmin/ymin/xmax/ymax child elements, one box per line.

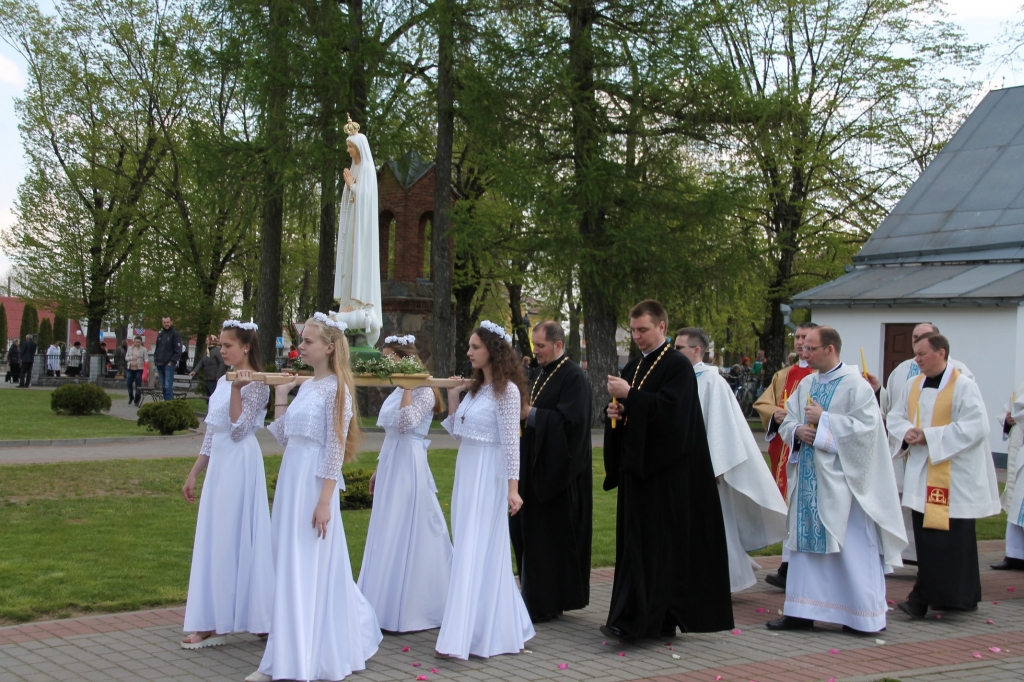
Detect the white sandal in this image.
<box><xmin>180</xmin><ymin>633</ymin><xmax>227</xmax><ymax>650</ymax></box>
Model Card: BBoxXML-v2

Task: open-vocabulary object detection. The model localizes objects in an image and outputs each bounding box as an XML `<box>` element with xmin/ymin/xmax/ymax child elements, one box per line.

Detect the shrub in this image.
<box><xmin>266</xmin><ymin>467</ymin><xmax>373</xmax><ymax>510</ymax></box>
<box><xmin>137</xmin><ymin>400</ymin><xmax>199</xmax><ymax>435</ymax></box>
<box><xmin>50</xmin><ymin>383</ymin><xmax>112</xmax><ymax>415</ymax></box>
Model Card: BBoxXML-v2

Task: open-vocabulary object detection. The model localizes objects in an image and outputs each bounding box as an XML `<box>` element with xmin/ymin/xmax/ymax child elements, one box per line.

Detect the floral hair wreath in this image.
<box><xmin>479</xmin><ymin>320</ymin><xmax>513</xmax><ymax>344</ymax></box>
<box><xmin>384</xmin><ymin>334</ymin><xmax>416</xmax><ymax>346</ymax></box>
<box><xmin>313</xmin><ymin>311</ymin><xmax>348</xmax><ymax>332</ymax></box>
<box><xmin>223</xmin><ymin>319</ymin><xmax>258</xmax><ymax>332</ymax></box>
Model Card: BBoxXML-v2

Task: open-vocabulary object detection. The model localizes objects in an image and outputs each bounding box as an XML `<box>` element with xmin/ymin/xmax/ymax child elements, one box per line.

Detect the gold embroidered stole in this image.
<box><xmin>908</xmin><ymin>368</ymin><xmax>960</xmax><ymax>531</ymax></box>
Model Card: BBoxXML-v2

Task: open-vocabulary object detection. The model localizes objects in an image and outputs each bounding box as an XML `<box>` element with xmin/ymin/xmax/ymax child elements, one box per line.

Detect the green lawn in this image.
<box><xmin>0</xmin><ymin>389</ymin><xmax>158</xmax><ymax>440</ymax></box>
<box><xmin>0</xmin><ymin>447</ymin><xmax>1005</xmax><ymax>624</ymax></box>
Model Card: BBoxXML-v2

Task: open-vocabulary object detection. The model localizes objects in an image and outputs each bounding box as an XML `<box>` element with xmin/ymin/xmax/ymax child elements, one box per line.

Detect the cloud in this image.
<box><xmin>0</xmin><ymin>53</ymin><xmax>26</xmax><ymax>88</ymax></box>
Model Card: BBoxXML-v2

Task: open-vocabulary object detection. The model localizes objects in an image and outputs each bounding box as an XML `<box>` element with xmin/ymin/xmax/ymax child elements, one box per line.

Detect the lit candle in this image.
<box><xmin>860</xmin><ymin>347</ymin><xmax>868</xmax><ymax>378</ymax></box>
<box><xmin>611</xmin><ymin>397</ymin><xmax>618</xmax><ymax>429</ymax></box>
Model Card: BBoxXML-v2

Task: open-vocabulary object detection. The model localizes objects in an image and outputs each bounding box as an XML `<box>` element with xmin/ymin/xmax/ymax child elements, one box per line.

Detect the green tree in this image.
<box><xmin>19</xmin><ymin>302</ymin><xmax>38</xmax><ymax>342</ymax></box>
<box><xmin>51</xmin><ymin>310</ymin><xmax>67</xmax><ymax>347</ymax></box>
<box><xmin>0</xmin><ymin>302</ymin><xmax>8</xmax><ymax>347</ymax></box>
<box><xmin>37</xmin><ymin>316</ymin><xmax>52</xmax><ymax>350</ymax></box>
<box><xmin>695</xmin><ymin>0</ymin><xmax>982</xmax><ymax>372</ymax></box>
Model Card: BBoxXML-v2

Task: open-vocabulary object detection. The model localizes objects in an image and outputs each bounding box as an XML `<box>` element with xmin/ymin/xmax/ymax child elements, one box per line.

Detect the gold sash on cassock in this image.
<box><xmin>907</xmin><ymin>368</ymin><xmax>960</xmax><ymax>531</ymax></box>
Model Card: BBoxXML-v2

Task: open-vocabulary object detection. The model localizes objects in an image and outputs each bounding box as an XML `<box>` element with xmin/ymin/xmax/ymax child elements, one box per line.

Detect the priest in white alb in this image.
<box><xmin>767</xmin><ymin>327</ymin><xmax>906</xmax><ymax>635</ymax></box>
<box><xmin>882</xmin><ymin>323</ymin><xmax>974</xmax><ymax>563</ymax></box>
<box><xmin>993</xmin><ymin>385</ymin><xmax>1024</xmax><ymax>571</ymax></box>
<box><xmin>675</xmin><ymin>327</ymin><xmax>788</xmax><ymax>593</ymax></box>
<box><xmin>888</xmin><ymin>333</ymin><xmax>1001</xmax><ymax>618</ymax></box>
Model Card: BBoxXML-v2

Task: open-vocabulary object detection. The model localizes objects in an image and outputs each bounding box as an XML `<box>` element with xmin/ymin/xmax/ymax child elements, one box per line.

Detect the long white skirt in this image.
<box><xmin>435</xmin><ymin>438</ymin><xmax>535</xmax><ymax>659</ymax></box>
<box><xmin>258</xmin><ymin>436</ymin><xmax>381</xmax><ymax>681</ymax></box>
<box><xmin>784</xmin><ymin>500</ymin><xmax>887</xmax><ymax>632</ymax></box>
<box><xmin>358</xmin><ymin>433</ymin><xmax>452</xmax><ymax>632</ymax></box>
<box><xmin>183</xmin><ymin>429</ymin><xmax>274</xmax><ymax>634</ymax></box>
<box><xmin>1007</xmin><ymin>522</ymin><xmax>1024</xmax><ymax>560</ymax></box>
<box><xmin>719</xmin><ymin>485</ymin><xmax>757</xmax><ymax>593</ymax></box>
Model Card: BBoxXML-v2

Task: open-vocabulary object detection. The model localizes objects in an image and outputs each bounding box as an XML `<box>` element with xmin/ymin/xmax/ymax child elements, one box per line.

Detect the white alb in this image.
<box><xmin>184</xmin><ymin>377</ymin><xmax>274</xmax><ymax>636</ymax></box>
<box><xmin>358</xmin><ymin>387</ymin><xmax>453</xmax><ymax>632</ymax></box>
<box><xmin>435</xmin><ymin>382</ymin><xmax>534</xmax><ymax>659</ymax></box>
<box><xmin>258</xmin><ymin>375</ymin><xmax>382</xmax><ymax>681</ymax></box>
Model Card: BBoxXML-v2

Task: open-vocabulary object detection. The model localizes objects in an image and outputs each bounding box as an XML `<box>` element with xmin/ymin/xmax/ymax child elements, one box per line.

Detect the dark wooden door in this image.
<box><xmin>883</xmin><ymin>323</ymin><xmax>918</xmax><ymax>384</ymax></box>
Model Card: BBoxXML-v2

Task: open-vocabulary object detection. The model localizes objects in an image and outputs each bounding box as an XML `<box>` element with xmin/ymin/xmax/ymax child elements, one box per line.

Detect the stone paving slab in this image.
<box><xmin>1</xmin><ymin>544</ymin><xmax>1021</xmax><ymax>682</ymax></box>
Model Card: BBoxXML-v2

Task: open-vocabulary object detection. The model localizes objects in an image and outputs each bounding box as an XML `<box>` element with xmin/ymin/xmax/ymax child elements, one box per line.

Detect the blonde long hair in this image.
<box><xmin>305</xmin><ymin>317</ymin><xmax>362</xmax><ymax>463</ymax></box>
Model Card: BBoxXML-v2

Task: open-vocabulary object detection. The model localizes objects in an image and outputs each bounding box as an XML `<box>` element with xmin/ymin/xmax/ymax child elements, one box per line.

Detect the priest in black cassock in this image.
<box><xmin>511</xmin><ymin>320</ymin><xmax>593</xmax><ymax>622</ymax></box>
<box><xmin>602</xmin><ymin>300</ymin><xmax>733</xmax><ymax>641</ymax></box>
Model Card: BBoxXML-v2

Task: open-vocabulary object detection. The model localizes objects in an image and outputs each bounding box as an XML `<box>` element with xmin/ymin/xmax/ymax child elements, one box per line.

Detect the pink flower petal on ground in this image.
<box><xmin>417</xmin><ymin>677</ymin><xmax>428</xmax><ymax>681</ymax></box>
<box><xmin>972</xmin><ymin>652</ymin><xmax>982</xmax><ymax>659</ymax></box>
<box><xmin>756</xmin><ymin>607</ymin><xmax>766</xmax><ymax>613</ymax></box>
<box><xmin>430</xmin><ymin>670</ymin><xmax>439</xmax><ymax>674</ymax></box>
<box><xmin>731</xmin><ymin>629</ymin><xmax>742</xmax><ymax>635</ymax></box>
<box><xmin>557</xmin><ymin>663</ymin><xmax>569</xmax><ymax>669</ymax></box>
<box><xmin>994</xmin><ymin>601</ymin><xmax>1000</xmax><ymax>605</ymax></box>
<box><xmin>990</xmin><ymin>647</ymin><xmax>1002</xmax><ymax>653</ymax></box>
<box><xmin>715</xmin><ymin>677</ymin><xmax>722</xmax><ymax>681</ymax></box>
<box><xmin>617</xmin><ymin>652</ymin><xmax>625</xmax><ymax>657</ymax></box>
<box><xmin>1008</xmin><ymin>586</ymin><xmax>1016</xmax><ymax>592</ymax></box>
<box><xmin>986</xmin><ymin>619</ymin><xmax>994</xmax><ymax>624</ymax></box>
<box><xmin>402</xmin><ymin>646</ymin><xmax>410</xmax><ymax>652</ymax></box>
<box><xmin>668</xmin><ymin>646</ymin><xmax>674</xmax><ymax>650</ymax></box>
<box><xmin>935</xmin><ymin>614</ymin><xmax>943</xmax><ymax>619</ymax></box>
<box><xmin>828</xmin><ymin>648</ymin><xmax>840</xmax><ymax>654</ymax></box>
<box><xmin>828</xmin><ymin>678</ymin><xmax>836</xmax><ymax>682</ymax></box>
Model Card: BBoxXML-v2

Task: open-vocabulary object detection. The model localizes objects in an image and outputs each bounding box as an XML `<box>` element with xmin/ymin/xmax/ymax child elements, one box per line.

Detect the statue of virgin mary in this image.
<box><xmin>333</xmin><ymin>115</ymin><xmax>382</xmax><ymax>347</ymax></box>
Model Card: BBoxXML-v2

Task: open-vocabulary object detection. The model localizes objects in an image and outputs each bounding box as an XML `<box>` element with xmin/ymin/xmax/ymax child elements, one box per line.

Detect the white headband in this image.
<box><xmin>222</xmin><ymin>319</ymin><xmax>258</xmax><ymax>331</ymax></box>
<box><xmin>480</xmin><ymin>320</ymin><xmax>513</xmax><ymax>344</ymax></box>
<box><xmin>384</xmin><ymin>334</ymin><xmax>416</xmax><ymax>346</ymax></box>
<box><xmin>313</xmin><ymin>311</ymin><xmax>348</xmax><ymax>332</ymax></box>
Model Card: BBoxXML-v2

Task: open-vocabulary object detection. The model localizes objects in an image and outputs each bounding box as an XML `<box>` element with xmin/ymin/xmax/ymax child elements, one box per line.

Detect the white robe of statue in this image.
<box><xmin>334</xmin><ymin>131</ymin><xmax>382</xmax><ymax>347</ymax></box>
<box><xmin>693</xmin><ymin>362</ymin><xmax>789</xmax><ymax>592</ymax></box>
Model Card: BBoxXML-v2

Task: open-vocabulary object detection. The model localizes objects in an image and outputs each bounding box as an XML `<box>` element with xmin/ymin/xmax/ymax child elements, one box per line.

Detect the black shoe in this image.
<box><xmin>660</xmin><ymin>626</ymin><xmax>676</xmax><ymax>638</ymax></box>
<box><xmin>765</xmin><ymin>616</ymin><xmax>813</xmax><ymax>631</ymax></box>
<box><xmin>897</xmin><ymin>601</ymin><xmax>927</xmax><ymax>619</ymax></box>
<box><xmin>600</xmin><ymin>624</ymin><xmax>634</xmax><ymax>643</ymax></box>
<box><xmin>765</xmin><ymin>572</ymin><xmax>787</xmax><ymax>590</ymax></box>
<box><xmin>903</xmin><ymin>559</ymin><xmax>918</xmax><ymax>566</ymax></box>
<box><xmin>134</xmin><ymin>400</ymin><xmax>141</xmax><ymax>407</ymax></box>
<box><xmin>843</xmin><ymin>625</ymin><xmax>885</xmax><ymax>636</ymax></box>
<box><xmin>991</xmin><ymin>558</ymin><xmax>1024</xmax><ymax>571</ymax></box>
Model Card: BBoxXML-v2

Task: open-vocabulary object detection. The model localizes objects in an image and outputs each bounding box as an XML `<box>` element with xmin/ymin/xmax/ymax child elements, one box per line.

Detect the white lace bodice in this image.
<box><xmin>377</xmin><ymin>387</ymin><xmax>434</xmax><ymax>437</ymax></box>
<box><xmin>268</xmin><ymin>375</ymin><xmax>351</xmax><ymax>481</ymax></box>
<box><xmin>199</xmin><ymin>376</ymin><xmax>269</xmax><ymax>456</ymax></box>
<box><xmin>442</xmin><ymin>383</ymin><xmax>521</xmax><ymax>479</ymax></box>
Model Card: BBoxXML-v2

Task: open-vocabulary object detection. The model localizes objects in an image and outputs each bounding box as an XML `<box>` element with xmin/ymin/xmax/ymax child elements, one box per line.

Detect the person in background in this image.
<box><xmin>286</xmin><ymin>345</ymin><xmax>298</xmax><ymax>368</ymax></box>
<box><xmin>154</xmin><ymin>317</ymin><xmax>182</xmax><ymax>401</ymax></box>
<box><xmin>177</xmin><ymin>342</ymin><xmax>191</xmax><ymax>375</ymax></box>
<box><xmin>6</xmin><ymin>340</ymin><xmax>20</xmax><ymax>383</ymax></box>
<box><xmin>45</xmin><ymin>341</ymin><xmax>61</xmax><ymax>377</ymax></box>
<box><xmin>66</xmin><ymin>341</ymin><xmax>85</xmax><ymax>377</ymax></box>
<box><xmin>191</xmin><ymin>335</ymin><xmax>227</xmax><ymax>399</ymax></box>
<box><xmin>125</xmin><ymin>336</ymin><xmax>148</xmax><ymax>406</ymax></box>
<box><xmin>114</xmin><ymin>339</ymin><xmax>128</xmax><ymax>377</ymax></box>
<box><xmin>18</xmin><ymin>334</ymin><xmax>36</xmax><ymax>388</ymax></box>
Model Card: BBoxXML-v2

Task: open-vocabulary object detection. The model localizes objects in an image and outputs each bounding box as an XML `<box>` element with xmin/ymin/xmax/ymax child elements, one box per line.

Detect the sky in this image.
<box><xmin>0</xmin><ymin>0</ymin><xmax>1021</xmax><ymax>275</ymax></box>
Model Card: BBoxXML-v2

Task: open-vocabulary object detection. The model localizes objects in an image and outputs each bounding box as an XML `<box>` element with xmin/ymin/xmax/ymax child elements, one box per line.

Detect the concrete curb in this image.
<box><xmin>0</xmin><ymin>432</ymin><xmax>198</xmax><ymax>448</ymax></box>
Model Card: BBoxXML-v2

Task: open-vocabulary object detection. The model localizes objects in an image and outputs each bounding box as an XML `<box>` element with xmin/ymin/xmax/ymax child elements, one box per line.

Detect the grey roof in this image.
<box><xmin>854</xmin><ymin>85</ymin><xmax>1024</xmax><ymax>265</ymax></box>
<box><xmin>793</xmin><ymin>85</ymin><xmax>1024</xmax><ymax>307</ymax></box>
<box><xmin>382</xmin><ymin>151</ymin><xmax>434</xmax><ymax>190</ymax></box>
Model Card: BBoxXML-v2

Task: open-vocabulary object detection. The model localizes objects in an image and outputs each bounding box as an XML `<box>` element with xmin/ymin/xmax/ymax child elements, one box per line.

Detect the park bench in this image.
<box><xmin>138</xmin><ymin>375</ymin><xmax>197</xmax><ymax>404</ymax></box>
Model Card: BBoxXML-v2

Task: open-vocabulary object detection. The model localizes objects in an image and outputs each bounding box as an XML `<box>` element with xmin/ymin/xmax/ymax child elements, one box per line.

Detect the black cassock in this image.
<box><xmin>604</xmin><ymin>342</ymin><xmax>733</xmax><ymax>638</ymax></box>
<box><xmin>511</xmin><ymin>357</ymin><xmax>593</xmax><ymax>620</ymax></box>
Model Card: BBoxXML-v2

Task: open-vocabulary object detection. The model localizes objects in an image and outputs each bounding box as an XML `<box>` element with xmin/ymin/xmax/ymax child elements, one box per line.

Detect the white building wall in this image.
<box><xmin>810</xmin><ymin>306</ymin><xmax>1021</xmax><ymax>456</ymax></box>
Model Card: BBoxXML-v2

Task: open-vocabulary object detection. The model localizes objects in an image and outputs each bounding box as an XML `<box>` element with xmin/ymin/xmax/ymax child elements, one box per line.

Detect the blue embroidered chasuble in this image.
<box><xmin>796</xmin><ymin>376</ymin><xmax>844</xmax><ymax>553</ymax></box>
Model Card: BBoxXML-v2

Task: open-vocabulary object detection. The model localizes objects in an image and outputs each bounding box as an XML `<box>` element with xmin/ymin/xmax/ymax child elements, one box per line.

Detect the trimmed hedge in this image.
<box><xmin>136</xmin><ymin>400</ymin><xmax>199</xmax><ymax>435</ymax></box>
<box><xmin>50</xmin><ymin>383</ymin><xmax>112</xmax><ymax>415</ymax></box>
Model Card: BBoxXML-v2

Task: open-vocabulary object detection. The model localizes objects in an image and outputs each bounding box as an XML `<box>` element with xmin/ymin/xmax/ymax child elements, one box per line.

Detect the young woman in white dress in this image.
<box><xmin>181</xmin><ymin>321</ymin><xmax>273</xmax><ymax>649</ymax></box>
<box><xmin>358</xmin><ymin>335</ymin><xmax>453</xmax><ymax>632</ymax></box>
<box><xmin>246</xmin><ymin>313</ymin><xmax>381</xmax><ymax>682</ymax></box>
<box><xmin>434</xmin><ymin>321</ymin><xmax>535</xmax><ymax>660</ymax></box>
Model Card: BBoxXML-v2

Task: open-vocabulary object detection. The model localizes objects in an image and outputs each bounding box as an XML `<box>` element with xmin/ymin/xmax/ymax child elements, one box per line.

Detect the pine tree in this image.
<box><xmin>52</xmin><ymin>311</ymin><xmax>68</xmax><ymax>347</ymax></box>
<box><xmin>19</xmin><ymin>302</ymin><xmax>38</xmax><ymax>342</ymax></box>
<box><xmin>38</xmin><ymin>317</ymin><xmax>53</xmax><ymax>350</ymax></box>
<box><xmin>0</xmin><ymin>303</ymin><xmax>8</xmax><ymax>349</ymax></box>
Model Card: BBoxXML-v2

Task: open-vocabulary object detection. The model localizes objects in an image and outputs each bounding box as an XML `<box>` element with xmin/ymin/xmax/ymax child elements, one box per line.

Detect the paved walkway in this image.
<box><xmin>1</xmin><ymin>542</ymin><xmax>1021</xmax><ymax>682</ymax></box>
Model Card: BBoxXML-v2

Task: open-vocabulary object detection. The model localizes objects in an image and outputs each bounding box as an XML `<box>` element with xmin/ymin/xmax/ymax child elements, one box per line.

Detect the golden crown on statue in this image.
<box><xmin>344</xmin><ymin>113</ymin><xmax>360</xmax><ymax>136</ymax></box>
